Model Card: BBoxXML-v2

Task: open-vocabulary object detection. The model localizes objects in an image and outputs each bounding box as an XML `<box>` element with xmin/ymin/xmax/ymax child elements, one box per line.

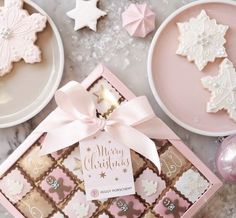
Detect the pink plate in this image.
<box><xmin>148</xmin><ymin>0</ymin><xmax>236</xmax><ymax>137</ymax></box>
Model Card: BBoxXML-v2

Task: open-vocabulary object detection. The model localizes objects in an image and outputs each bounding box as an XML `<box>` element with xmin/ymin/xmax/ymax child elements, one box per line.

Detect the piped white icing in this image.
<box><xmin>142</xmin><ymin>179</ymin><xmax>158</xmax><ymax>196</ymax></box>
<box><xmin>174</xmin><ymin>169</ymin><xmax>209</xmax><ymax>203</ymax></box>
<box><xmin>201</xmin><ymin>58</ymin><xmax>236</xmax><ymax>121</ymax></box>
<box><xmin>66</xmin><ymin>0</ymin><xmax>107</xmax><ymax>32</ymax></box>
<box><xmin>176</xmin><ymin>10</ymin><xmax>228</xmax><ymax>71</ymax></box>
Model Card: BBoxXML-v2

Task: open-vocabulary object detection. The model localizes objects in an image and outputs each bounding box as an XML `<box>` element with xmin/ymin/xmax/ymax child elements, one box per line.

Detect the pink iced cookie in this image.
<box><xmin>63</xmin><ymin>189</ymin><xmax>98</xmax><ymax>217</ymax></box>
<box><xmin>135</xmin><ymin>168</ymin><xmax>166</xmax><ymax>204</ymax></box>
<box><xmin>122</xmin><ymin>3</ymin><xmax>155</xmax><ymax>38</ymax></box>
<box><xmin>0</xmin><ymin>168</ymin><xmax>32</xmax><ymax>203</ymax></box>
<box><xmin>0</xmin><ymin>0</ymin><xmax>47</xmax><ymax>76</ymax></box>
<box><xmin>108</xmin><ymin>195</ymin><xmax>145</xmax><ymax>218</ymax></box>
<box><xmin>153</xmin><ymin>189</ymin><xmax>190</xmax><ymax>218</ymax></box>
<box><xmin>40</xmin><ymin>167</ymin><xmax>76</xmax><ymax>203</ymax></box>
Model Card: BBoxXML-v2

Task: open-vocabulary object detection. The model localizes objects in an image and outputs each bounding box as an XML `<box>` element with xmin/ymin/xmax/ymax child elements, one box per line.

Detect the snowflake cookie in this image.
<box><xmin>135</xmin><ymin>168</ymin><xmax>166</xmax><ymax>204</ymax></box>
<box><xmin>201</xmin><ymin>58</ymin><xmax>236</xmax><ymax>121</ymax></box>
<box><xmin>0</xmin><ymin>0</ymin><xmax>47</xmax><ymax>76</ymax></box>
<box><xmin>176</xmin><ymin>10</ymin><xmax>228</xmax><ymax>71</ymax></box>
<box><xmin>174</xmin><ymin>168</ymin><xmax>209</xmax><ymax>203</ymax></box>
<box><xmin>67</xmin><ymin>0</ymin><xmax>107</xmax><ymax>32</ymax></box>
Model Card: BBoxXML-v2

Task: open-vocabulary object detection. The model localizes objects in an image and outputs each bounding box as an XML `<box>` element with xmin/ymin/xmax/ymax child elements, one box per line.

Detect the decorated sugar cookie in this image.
<box><xmin>0</xmin><ymin>0</ymin><xmax>47</xmax><ymax>76</ymax></box>
<box><xmin>174</xmin><ymin>168</ymin><xmax>209</xmax><ymax>203</ymax></box>
<box><xmin>176</xmin><ymin>10</ymin><xmax>228</xmax><ymax>71</ymax></box>
<box><xmin>201</xmin><ymin>58</ymin><xmax>236</xmax><ymax>122</ymax></box>
<box><xmin>66</xmin><ymin>0</ymin><xmax>107</xmax><ymax>32</ymax></box>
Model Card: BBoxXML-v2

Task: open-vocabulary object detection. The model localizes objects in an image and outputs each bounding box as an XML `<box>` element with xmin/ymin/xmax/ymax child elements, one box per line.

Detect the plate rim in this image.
<box><xmin>147</xmin><ymin>0</ymin><xmax>236</xmax><ymax>137</ymax></box>
<box><xmin>0</xmin><ymin>0</ymin><xmax>64</xmax><ymax>128</ymax></box>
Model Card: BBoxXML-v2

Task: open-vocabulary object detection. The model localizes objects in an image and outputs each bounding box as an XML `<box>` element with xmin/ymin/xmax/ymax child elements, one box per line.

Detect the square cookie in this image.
<box><xmin>174</xmin><ymin>168</ymin><xmax>210</xmax><ymax>203</ymax></box>
<box><xmin>62</xmin><ymin>146</ymin><xmax>83</xmax><ymax>181</ymax></box>
<box><xmin>19</xmin><ymin>146</ymin><xmax>54</xmax><ymax>181</ymax></box>
<box><xmin>63</xmin><ymin>189</ymin><xmax>98</xmax><ymax>217</ymax></box>
<box><xmin>160</xmin><ymin>146</ymin><xmax>188</xmax><ymax>179</ymax></box>
<box><xmin>108</xmin><ymin>195</ymin><xmax>145</xmax><ymax>218</ymax></box>
<box><xmin>89</xmin><ymin>78</ymin><xmax>123</xmax><ymax>115</ymax></box>
<box><xmin>153</xmin><ymin>189</ymin><xmax>190</xmax><ymax>218</ymax></box>
<box><xmin>0</xmin><ymin>168</ymin><xmax>32</xmax><ymax>203</ymax></box>
<box><xmin>17</xmin><ymin>189</ymin><xmax>54</xmax><ymax>218</ymax></box>
<box><xmin>131</xmin><ymin>151</ymin><xmax>146</xmax><ymax>176</ymax></box>
<box><xmin>40</xmin><ymin>167</ymin><xmax>76</xmax><ymax>204</ymax></box>
<box><xmin>135</xmin><ymin>168</ymin><xmax>166</xmax><ymax>204</ymax></box>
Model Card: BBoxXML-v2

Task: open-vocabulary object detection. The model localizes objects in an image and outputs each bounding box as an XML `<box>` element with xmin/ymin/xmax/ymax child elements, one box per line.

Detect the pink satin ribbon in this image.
<box><xmin>39</xmin><ymin>81</ymin><xmax>179</xmax><ymax>172</ymax></box>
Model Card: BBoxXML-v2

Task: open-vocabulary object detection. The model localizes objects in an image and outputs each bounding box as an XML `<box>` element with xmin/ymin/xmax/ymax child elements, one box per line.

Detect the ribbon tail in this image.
<box><xmin>107</xmin><ymin>124</ymin><xmax>161</xmax><ymax>172</ymax></box>
<box><xmin>135</xmin><ymin>117</ymin><xmax>180</xmax><ymax>141</ymax></box>
<box><xmin>40</xmin><ymin>121</ymin><xmax>99</xmax><ymax>156</ymax></box>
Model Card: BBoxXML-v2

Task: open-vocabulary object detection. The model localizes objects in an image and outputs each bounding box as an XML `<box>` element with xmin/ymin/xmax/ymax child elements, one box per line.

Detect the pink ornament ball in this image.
<box><xmin>216</xmin><ymin>135</ymin><xmax>236</xmax><ymax>183</ymax></box>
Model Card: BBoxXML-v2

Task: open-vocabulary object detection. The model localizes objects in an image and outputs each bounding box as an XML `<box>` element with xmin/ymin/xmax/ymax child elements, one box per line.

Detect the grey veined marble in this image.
<box><xmin>0</xmin><ymin>0</ymin><xmax>236</xmax><ymax>217</ymax></box>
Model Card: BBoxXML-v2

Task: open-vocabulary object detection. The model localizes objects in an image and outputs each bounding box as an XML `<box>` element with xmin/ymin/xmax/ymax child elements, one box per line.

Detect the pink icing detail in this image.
<box><xmin>63</xmin><ymin>190</ymin><xmax>97</xmax><ymax>217</ymax></box>
<box><xmin>122</xmin><ymin>3</ymin><xmax>155</xmax><ymax>38</ymax></box>
<box><xmin>40</xmin><ymin>167</ymin><xmax>75</xmax><ymax>203</ymax></box>
<box><xmin>153</xmin><ymin>189</ymin><xmax>190</xmax><ymax>218</ymax></box>
<box><xmin>108</xmin><ymin>195</ymin><xmax>145</xmax><ymax>218</ymax></box>
<box><xmin>135</xmin><ymin>168</ymin><xmax>166</xmax><ymax>204</ymax></box>
<box><xmin>0</xmin><ymin>168</ymin><xmax>32</xmax><ymax>203</ymax></box>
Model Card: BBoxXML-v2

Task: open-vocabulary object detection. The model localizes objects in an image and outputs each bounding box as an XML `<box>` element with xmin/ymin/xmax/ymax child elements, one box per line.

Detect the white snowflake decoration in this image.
<box><xmin>6</xmin><ymin>179</ymin><xmax>24</xmax><ymax>196</ymax></box>
<box><xmin>176</xmin><ymin>10</ymin><xmax>228</xmax><ymax>71</ymax></box>
<box><xmin>0</xmin><ymin>0</ymin><xmax>47</xmax><ymax>76</ymax></box>
<box><xmin>174</xmin><ymin>169</ymin><xmax>209</xmax><ymax>203</ymax></box>
<box><xmin>201</xmin><ymin>58</ymin><xmax>236</xmax><ymax>121</ymax></box>
<box><xmin>73</xmin><ymin>203</ymin><xmax>90</xmax><ymax>218</ymax></box>
<box><xmin>67</xmin><ymin>0</ymin><xmax>107</xmax><ymax>32</ymax></box>
<box><xmin>141</xmin><ymin>179</ymin><xmax>158</xmax><ymax>196</ymax></box>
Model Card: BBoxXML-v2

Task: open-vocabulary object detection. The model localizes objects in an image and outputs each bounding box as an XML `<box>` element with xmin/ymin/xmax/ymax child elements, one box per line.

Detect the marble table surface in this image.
<box><xmin>0</xmin><ymin>0</ymin><xmax>236</xmax><ymax>217</ymax></box>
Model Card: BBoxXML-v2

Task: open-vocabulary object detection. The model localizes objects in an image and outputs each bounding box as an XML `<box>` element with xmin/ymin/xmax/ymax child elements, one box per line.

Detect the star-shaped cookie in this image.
<box><xmin>176</xmin><ymin>10</ymin><xmax>228</xmax><ymax>71</ymax></box>
<box><xmin>66</xmin><ymin>0</ymin><xmax>107</xmax><ymax>32</ymax></box>
<box><xmin>201</xmin><ymin>58</ymin><xmax>236</xmax><ymax>121</ymax></box>
<box><xmin>0</xmin><ymin>0</ymin><xmax>47</xmax><ymax>76</ymax></box>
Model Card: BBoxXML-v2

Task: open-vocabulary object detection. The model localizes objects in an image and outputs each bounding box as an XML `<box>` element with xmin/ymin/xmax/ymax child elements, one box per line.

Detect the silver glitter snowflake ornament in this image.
<box><xmin>201</xmin><ymin>58</ymin><xmax>236</xmax><ymax>121</ymax></box>
<box><xmin>176</xmin><ymin>10</ymin><xmax>228</xmax><ymax>71</ymax></box>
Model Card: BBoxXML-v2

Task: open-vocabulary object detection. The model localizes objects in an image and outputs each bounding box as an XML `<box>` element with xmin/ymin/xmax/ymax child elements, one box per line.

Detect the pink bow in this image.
<box><xmin>40</xmin><ymin>81</ymin><xmax>179</xmax><ymax>172</ymax></box>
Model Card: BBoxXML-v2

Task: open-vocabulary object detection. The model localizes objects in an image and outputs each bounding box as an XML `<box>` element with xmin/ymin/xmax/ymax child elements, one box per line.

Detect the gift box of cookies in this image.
<box><xmin>0</xmin><ymin>64</ymin><xmax>222</xmax><ymax>218</ymax></box>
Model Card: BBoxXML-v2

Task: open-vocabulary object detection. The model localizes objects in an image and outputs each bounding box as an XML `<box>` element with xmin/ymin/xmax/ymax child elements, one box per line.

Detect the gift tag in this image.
<box><xmin>80</xmin><ymin>131</ymin><xmax>135</xmax><ymax>200</ymax></box>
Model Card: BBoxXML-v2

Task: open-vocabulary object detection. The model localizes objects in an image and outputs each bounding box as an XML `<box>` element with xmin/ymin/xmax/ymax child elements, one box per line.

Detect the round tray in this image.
<box><xmin>0</xmin><ymin>0</ymin><xmax>64</xmax><ymax>128</ymax></box>
<box><xmin>148</xmin><ymin>0</ymin><xmax>236</xmax><ymax>137</ymax></box>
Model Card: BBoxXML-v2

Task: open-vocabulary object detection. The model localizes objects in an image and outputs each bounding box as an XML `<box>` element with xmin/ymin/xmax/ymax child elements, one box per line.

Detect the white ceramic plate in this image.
<box><xmin>0</xmin><ymin>0</ymin><xmax>64</xmax><ymax>128</ymax></box>
<box><xmin>148</xmin><ymin>0</ymin><xmax>236</xmax><ymax>137</ymax></box>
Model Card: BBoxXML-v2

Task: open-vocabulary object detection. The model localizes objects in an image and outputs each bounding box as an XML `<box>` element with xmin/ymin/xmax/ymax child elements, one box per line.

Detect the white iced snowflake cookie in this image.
<box><xmin>67</xmin><ymin>0</ymin><xmax>107</xmax><ymax>32</ymax></box>
<box><xmin>201</xmin><ymin>58</ymin><xmax>236</xmax><ymax>121</ymax></box>
<box><xmin>176</xmin><ymin>10</ymin><xmax>228</xmax><ymax>71</ymax></box>
<box><xmin>0</xmin><ymin>0</ymin><xmax>47</xmax><ymax>76</ymax></box>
